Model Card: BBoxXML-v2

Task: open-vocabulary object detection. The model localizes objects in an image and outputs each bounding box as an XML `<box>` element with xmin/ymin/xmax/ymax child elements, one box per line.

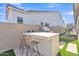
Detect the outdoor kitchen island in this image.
<box><xmin>22</xmin><ymin>32</ymin><xmax>59</xmax><ymax>56</ymax></box>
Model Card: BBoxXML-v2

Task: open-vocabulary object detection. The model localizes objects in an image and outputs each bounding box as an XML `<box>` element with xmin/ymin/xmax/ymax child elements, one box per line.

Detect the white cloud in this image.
<box><xmin>63</xmin><ymin>11</ymin><xmax>73</xmax><ymax>16</ymax></box>
<box><xmin>48</xmin><ymin>3</ymin><xmax>61</xmax><ymax>8</ymax></box>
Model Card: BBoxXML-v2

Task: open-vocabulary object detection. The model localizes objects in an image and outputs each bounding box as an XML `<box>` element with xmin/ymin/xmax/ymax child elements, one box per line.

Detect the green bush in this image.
<box><xmin>0</xmin><ymin>49</ymin><xmax>15</xmax><ymax>56</ymax></box>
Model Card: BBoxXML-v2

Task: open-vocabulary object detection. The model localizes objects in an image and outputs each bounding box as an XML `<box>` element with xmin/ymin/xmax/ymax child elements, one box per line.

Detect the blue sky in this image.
<box><xmin>0</xmin><ymin>3</ymin><xmax>74</xmax><ymax>24</ymax></box>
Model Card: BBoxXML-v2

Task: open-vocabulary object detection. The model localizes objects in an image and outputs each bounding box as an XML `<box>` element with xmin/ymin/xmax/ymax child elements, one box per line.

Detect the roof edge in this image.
<box><xmin>6</xmin><ymin>4</ymin><xmax>59</xmax><ymax>13</ymax></box>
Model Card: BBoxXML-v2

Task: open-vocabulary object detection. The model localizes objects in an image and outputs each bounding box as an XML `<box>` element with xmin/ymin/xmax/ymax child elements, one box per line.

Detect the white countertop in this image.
<box><xmin>22</xmin><ymin>32</ymin><xmax>59</xmax><ymax>38</ymax></box>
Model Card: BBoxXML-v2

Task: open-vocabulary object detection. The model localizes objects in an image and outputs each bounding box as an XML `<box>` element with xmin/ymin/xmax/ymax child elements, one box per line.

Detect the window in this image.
<box><xmin>17</xmin><ymin>17</ymin><xmax>23</xmax><ymax>24</ymax></box>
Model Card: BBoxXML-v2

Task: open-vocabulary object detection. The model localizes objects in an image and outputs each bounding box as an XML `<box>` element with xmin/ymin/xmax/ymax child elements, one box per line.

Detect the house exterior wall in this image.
<box><xmin>7</xmin><ymin>8</ymin><xmax>13</xmax><ymax>22</ymax></box>
<box><xmin>6</xmin><ymin>5</ymin><xmax>65</xmax><ymax>27</ymax></box>
<box><xmin>23</xmin><ymin>12</ymin><xmax>65</xmax><ymax>27</ymax></box>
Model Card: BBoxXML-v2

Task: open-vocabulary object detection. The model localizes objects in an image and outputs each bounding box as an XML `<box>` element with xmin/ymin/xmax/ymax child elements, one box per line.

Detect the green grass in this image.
<box><xmin>60</xmin><ymin>40</ymin><xmax>79</xmax><ymax>56</ymax></box>
<box><xmin>59</xmin><ymin>32</ymin><xmax>78</xmax><ymax>56</ymax></box>
<box><xmin>59</xmin><ymin>32</ymin><xmax>77</xmax><ymax>43</ymax></box>
<box><xmin>60</xmin><ymin>35</ymin><xmax>76</xmax><ymax>42</ymax></box>
<box><xmin>0</xmin><ymin>49</ymin><xmax>15</xmax><ymax>56</ymax></box>
<box><xmin>57</xmin><ymin>52</ymin><xmax>61</xmax><ymax>56</ymax></box>
<box><xmin>59</xmin><ymin>32</ymin><xmax>66</xmax><ymax>36</ymax></box>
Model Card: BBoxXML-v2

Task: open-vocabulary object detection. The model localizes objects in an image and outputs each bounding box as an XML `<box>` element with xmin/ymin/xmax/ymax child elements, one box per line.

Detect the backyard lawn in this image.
<box><xmin>59</xmin><ymin>32</ymin><xmax>77</xmax><ymax>43</ymax></box>
<box><xmin>58</xmin><ymin>32</ymin><xmax>78</xmax><ymax>56</ymax></box>
<box><xmin>60</xmin><ymin>40</ymin><xmax>79</xmax><ymax>56</ymax></box>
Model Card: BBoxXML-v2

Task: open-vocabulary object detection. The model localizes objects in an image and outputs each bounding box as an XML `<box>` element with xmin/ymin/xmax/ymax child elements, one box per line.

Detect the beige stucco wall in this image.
<box><xmin>0</xmin><ymin>23</ymin><xmax>40</xmax><ymax>33</ymax></box>
<box><xmin>49</xmin><ymin>26</ymin><xmax>66</xmax><ymax>33</ymax></box>
<box><xmin>0</xmin><ymin>23</ymin><xmax>40</xmax><ymax>52</ymax></box>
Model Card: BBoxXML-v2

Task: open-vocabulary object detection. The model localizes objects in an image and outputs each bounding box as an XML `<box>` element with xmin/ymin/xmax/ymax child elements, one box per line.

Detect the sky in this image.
<box><xmin>0</xmin><ymin>3</ymin><xmax>74</xmax><ymax>25</ymax></box>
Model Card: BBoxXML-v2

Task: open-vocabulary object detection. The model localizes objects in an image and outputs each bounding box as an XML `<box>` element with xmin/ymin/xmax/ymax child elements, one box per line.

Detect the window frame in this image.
<box><xmin>17</xmin><ymin>16</ymin><xmax>23</xmax><ymax>24</ymax></box>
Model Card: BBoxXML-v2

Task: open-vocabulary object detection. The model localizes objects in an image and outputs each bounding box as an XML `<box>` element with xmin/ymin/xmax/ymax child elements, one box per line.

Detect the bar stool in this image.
<box><xmin>31</xmin><ymin>40</ymin><xmax>40</xmax><ymax>56</ymax></box>
<box><xmin>18</xmin><ymin>34</ymin><xmax>27</xmax><ymax>54</ymax></box>
<box><xmin>25</xmin><ymin>36</ymin><xmax>40</xmax><ymax>56</ymax></box>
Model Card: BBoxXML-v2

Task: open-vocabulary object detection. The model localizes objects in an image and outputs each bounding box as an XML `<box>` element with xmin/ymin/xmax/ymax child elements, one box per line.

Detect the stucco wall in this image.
<box><xmin>0</xmin><ymin>23</ymin><xmax>40</xmax><ymax>52</ymax></box>
<box><xmin>0</xmin><ymin>23</ymin><xmax>40</xmax><ymax>33</ymax></box>
<box><xmin>49</xmin><ymin>26</ymin><xmax>66</xmax><ymax>33</ymax></box>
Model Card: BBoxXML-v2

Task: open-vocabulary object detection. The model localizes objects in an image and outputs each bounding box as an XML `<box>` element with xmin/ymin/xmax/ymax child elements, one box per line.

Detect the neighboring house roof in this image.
<box><xmin>6</xmin><ymin>4</ymin><xmax>61</xmax><ymax>13</ymax></box>
<box><xmin>6</xmin><ymin>4</ymin><xmax>27</xmax><ymax>12</ymax></box>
